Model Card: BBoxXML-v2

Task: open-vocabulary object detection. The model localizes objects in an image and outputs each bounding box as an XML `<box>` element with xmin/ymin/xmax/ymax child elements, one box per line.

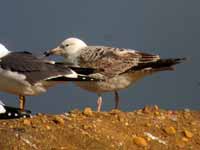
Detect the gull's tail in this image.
<box><xmin>130</xmin><ymin>58</ymin><xmax>186</xmax><ymax>72</ymax></box>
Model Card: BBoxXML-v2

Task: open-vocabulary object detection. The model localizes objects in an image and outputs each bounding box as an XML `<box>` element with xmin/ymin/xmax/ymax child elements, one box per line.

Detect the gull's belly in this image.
<box><xmin>0</xmin><ymin>69</ymin><xmax>59</xmax><ymax>96</ymax></box>
<box><xmin>75</xmin><ymin>71</ymin><xmax>149</xmax><ymax>93</ymax></box>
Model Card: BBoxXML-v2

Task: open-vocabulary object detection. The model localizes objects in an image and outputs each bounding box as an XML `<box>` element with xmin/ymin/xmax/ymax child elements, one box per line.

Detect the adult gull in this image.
<box><xmin>0</xmin><ymin>43</ymin><xmax>100</xmax><ymax>111</ymax></box>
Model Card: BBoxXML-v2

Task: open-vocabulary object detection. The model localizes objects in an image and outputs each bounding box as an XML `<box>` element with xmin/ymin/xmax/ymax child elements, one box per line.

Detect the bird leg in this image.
<box><xmin>114</xmin><ymin>91</ymin><xmax>120</xmax><ymax>109</ymax></box>
<box><xmin>19</xmin><ymin>95</ymin><xmax>25</xmax><ymax>111</ymax></box>
<box><xmin>97</xmin><ymin>95</ymin><xmax>102</xmax><ymax>112</ymax></box>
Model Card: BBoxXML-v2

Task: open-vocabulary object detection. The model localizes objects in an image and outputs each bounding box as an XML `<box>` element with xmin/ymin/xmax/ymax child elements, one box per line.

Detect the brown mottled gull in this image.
<box><xmin>44</xmin><ymin>37</ymin><xmax>185</xmax><ymax>112</ymax></box>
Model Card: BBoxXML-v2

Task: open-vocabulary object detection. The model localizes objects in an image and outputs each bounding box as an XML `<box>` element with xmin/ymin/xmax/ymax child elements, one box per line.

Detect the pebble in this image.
<box><xmin>83</xmin><ymin>107</ymin><xmax>93</xmax><ymax>116</ymax></box>
<box><xmin>70</xmin><ymin>113</ymin><xmax>77</xmax><ymax>118</ymax></box>
<box><xmin>67</xmin><ymin>124</ymin><xmax>73</xmax><ymax>129</ymax></box>
<box><xmin>155</xmin><ymin>111</ymin><xmax>160</xmax><ymax>116</ymax></box>
<box><xmin>2</xmin><ymin>122</ymin><xmax>7</xmax><ymax>125</ymax></box>
<box><xmin>133</xmin><ymin>136</ymin><xmax>148</xmax><ymax>147</ymax></box>
<box><xmin>142</xmin><ymin>106</ymin><xmax>151</xmax><ymax>113</ymax></box>
<box><xmin>23</xmin><ymin>119</ymin><xmax>32</xmax><ymax>126</ymax></box>
<box><xmin>154</xmin><ymin>105</ymin><xmax>159</xmax><ymax>110</ymax></box>
<box><xmin>45</xmin><ymin>125</ymin><xmax>51</xmax><ymax>130</ymax></box>
<box><xmin>182</xmin><ymin>137</ymin><xmax>189</xmax><ymax>142</ymax></box>
<box><xmin>183</xmin><ymin>129</ymin><xmax>193</xmax><ymax>138</ymax></box>
<box><xmin>168</xmin><ymin>115</ymin><xmax>177</xmax><ymax>122</ymax></box>
<box><xmin>53</xmin><ymin>116</ymin><xmax>65</xmax><ymax>125</ymax></box>
<box><xmin>184</xmin><ymin>108</ymin><xmax>190</xmax><ymax>112</ymax></box>
<box><xmin>145</xmin><ymin>123</ymin><xmax>151</xmax><ymax>127</ymax></box>
<box><xmin>82</xmin><ymin>125</ymin><xmax>90</xmax><ymax>130</ymax></box>
<box><xmin>164</xmin><ymin>126</ymin><xmax>176</xmax><ymax>135</ymax></box>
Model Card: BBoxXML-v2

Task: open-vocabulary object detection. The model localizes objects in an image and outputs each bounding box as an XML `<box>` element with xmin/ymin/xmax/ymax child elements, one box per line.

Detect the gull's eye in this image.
<box><xmin>65</xmin><ymin>44</ymin><xmax>69</xmax><ymax>47</ymax></box>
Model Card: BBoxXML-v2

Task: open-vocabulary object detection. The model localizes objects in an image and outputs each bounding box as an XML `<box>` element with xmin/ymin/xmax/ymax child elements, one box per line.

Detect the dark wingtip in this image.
<box><xmin>174</xmin><ymin>57</ymin><xmax>187</xmax><ymax>64</ymax></box>
<box><xmin>43</xmin><ymin>51</ymin><xmax>50</xmax><ymax>57</ymax></box>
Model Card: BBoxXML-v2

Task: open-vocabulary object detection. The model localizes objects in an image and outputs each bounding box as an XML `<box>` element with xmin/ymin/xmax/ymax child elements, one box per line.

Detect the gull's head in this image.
<box><xmin>44</xmin><ymin>37</ymin><xmax>87</xmax><ymax>58</ymax></box>
<box><xmin>0</xmin><ymin>44</ymin><xmax>10</xmax><ymax>58</ymax></box>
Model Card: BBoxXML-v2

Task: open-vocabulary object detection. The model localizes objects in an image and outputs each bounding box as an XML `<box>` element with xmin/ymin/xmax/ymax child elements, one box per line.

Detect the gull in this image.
<box><xmin>44</xmin><ymin>37</ymin><xmax>185</xmax><ymax>112</ymax></box>
<box><xmin>0</xmin><ymin>43</ymin><xmax>100</xmax><ymax>111</ymax></box>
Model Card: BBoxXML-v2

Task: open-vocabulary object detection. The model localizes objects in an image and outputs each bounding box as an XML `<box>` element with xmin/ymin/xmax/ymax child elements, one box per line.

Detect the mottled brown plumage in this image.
<box><xmin>78</xmin><ymin>46</ymin><xmax>160</xmax><ymax>77</ymax></box>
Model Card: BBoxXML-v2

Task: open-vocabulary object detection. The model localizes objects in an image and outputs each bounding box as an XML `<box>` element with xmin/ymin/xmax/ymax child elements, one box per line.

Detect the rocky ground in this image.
<box><xmin>0</xmin><ymin>106</ymin><xmax>200</xmax><ymax>150</ymax></box>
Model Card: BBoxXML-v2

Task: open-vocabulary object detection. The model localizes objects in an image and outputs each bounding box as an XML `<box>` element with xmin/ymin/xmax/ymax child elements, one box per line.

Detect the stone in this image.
<box><xmin>183</xmin><ymin>129</ymin><xmax>193</xmax><ymax>138</ymax></box>
<box><xmin>164</xmin><ymin>126</ymin><xmax>176</xmax><ymax>135</ymax></box>
<box><xmin>133</xmin><ymin>136</ymin><xmax>148</xmax><ymax>147</ymax></box>
<box><xmin>53</xmin><ymin>116</ymin><xmax>65</xmax><ymax>125</ymax></box>
<box><xmin>45</xmin><ymin>125</ymin><xmax>51</xmax><ymax>130</ymax></box>
<box><xmin>83</xmin><ymin>107</ymin><xmax>93</xmax><ymax>116</ymax></box>
<box><xmin>23</xmin><ymin>119</ymin><xmax>32</xmax><ymax>126</ymax></box>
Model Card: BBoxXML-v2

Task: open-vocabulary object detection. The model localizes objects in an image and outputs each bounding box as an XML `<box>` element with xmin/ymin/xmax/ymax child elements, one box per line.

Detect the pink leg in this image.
<box><xmin>114</xmin><ymin>91</ymin><xmax>120</xmax><ymax>109</ymax></box>
<box><xmin>97</xmin><ymin>95</ymin><xmax>102</xmax><ymax>112</ymax></box>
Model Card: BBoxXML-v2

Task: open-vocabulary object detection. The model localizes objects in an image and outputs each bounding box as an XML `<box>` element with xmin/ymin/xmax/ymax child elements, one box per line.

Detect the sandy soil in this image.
<box><xmin>0</xmin><ymin>106</ymin><xmax>199</xmax><ymax>150</ymax></box>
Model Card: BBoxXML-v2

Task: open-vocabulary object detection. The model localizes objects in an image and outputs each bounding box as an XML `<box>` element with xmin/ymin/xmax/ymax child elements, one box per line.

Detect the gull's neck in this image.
<box><xmin>63</xmin><ymin>44</ymin><xmax>87</xmax><ymax>66</ymax></box>
<box><xmin>63</xmin><ymin>52</ymin><xmax>82</xmax><ymax>66</ymax></box>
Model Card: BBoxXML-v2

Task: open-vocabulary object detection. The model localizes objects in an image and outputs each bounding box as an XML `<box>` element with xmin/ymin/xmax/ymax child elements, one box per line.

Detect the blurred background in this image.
<box><xmin>0</xmin><ymin>0</ymin><xmax>199</xmax><ymax>113</ymax></box>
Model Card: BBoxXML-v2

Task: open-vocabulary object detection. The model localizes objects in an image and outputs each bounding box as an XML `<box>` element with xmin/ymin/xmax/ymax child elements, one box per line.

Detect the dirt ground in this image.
<box><xmin>0</xmin><ymin>106</ymin><xmax>199</xmax><ymax>150</ymax></box>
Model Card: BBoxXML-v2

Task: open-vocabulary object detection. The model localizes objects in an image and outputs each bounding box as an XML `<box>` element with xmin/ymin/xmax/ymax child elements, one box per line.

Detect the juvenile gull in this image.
<box><xmin>0</xmin><ymin>43</ymin><xmax>100</xmax><ymax>111</ymax></box>
<box><xmin>44</xmin><ymin>37</ymin><xmax>185</xmax><ymax>112</ymax></box>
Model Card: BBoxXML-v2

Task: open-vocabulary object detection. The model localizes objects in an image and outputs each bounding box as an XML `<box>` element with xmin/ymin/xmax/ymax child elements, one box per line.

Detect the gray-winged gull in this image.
<box><xmin>0</xmin><ymin>43</ymin><xmax>100</xmax><ymax>111</ymax></box>
<box><xmin>44</xmin><ymin>37</ymin><xmax>185</xmax><ymax>112</ymax></box>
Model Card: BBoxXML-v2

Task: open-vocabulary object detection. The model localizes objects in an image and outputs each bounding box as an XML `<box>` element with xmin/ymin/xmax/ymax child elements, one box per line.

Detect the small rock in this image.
<box><xmin>184</xmin><ymin>108</ymin><xmax>190</xmax><ymax>112</ymax></box>
<box><xmin>70</xmin><ymin>113</ymin><xmax>77</xmax><ymax>118</ymax></box>
<box><xmin>158</xmin><ymin>115</ymin><xmax>166</xmax><ymax>120</ymax></box>
<box><xmin>23</xmin><ymin>119</ymin><xmax>32</xmax><ymax>126</ymax></box>
<box><xmin>145</xmin><ymin>123</ymin><xmax>151</xmax><ymax>127</ymax></box>
<box><xmin>183</xmin><ymin>129</ymin><xmax>193</xmax><ymax>138</ymax></box>
<box><xmin>133</xmin><ymin>136</ymin><xmax>148</xmax><ymax>147</ymax></box>
<box><xmin>164</xmin><ymin>126</ymin><xmax>176</xmax><ymax>135</ymax></box>
<box><xmin>118</xmin><ymin>142</ymin><xmax>123</xmax><ymax>147</ymax></box>
<box><xmin>154</xmin><ymin>105</ymin><xmax>159</xmax><ymax>110</ymax></box>
<box><xmin>53</xmin><ymin>116</ymin><xmax>65</xmax><ymax>125</ymax></box>
<box><xmin>136</xmin><ymin>109</ymin><xmax>143</xmax><ymax>115</ymax></box>
<box><xmin>67</xmin><ymin>124</ymin><xmax>73</xmax><ymax>129</ymax></box>
<box><xmin>83</xmin><ymin>107</ymin><xmax>93</xmax><ymax>116</ymax></box>
<box><xmin>168</xmin><ymin>115</ymin><xmax>177</xmax><ymax>122</ymax></box>
<box><xmin>96</xmin><ymin>119</ymin><xmax>102</xmax><ymax>122</ymax></box>
<box><xmin>82</xmin><ymin>125</ymin><xmax>90</xmax><ymax>130</ymax></box>
<box><xmin>45</xmin><ymin>125</ymin><xmax>51</xmax><ymax>130</ymax></box>
<box><xmin>2</xmin><ymin>122</ymin><xmax>7</xmax><ymax>125</ymax></box>
<box><xmin>155</xmin><ymin>124</ymin><xmax>160</xmax><ymax>128</ymax></box>
<box><xmin>142</xmin><ymin>106</ymin><xmax>151</xmax><ymax>113</ymax></box>
<box><xmin>155</xmin><ymin>111</ymin><xmax>160</xmax><ymax>116</ymax></box>
<box><xmin>182</xmin><ymin>137</ymin><xmax>189</xmax><ymax>142</ymax></box>
<box><xmin>65</xmin><ymin>117</ymin><xmax>72</xmax><ymax>121</ymax></box>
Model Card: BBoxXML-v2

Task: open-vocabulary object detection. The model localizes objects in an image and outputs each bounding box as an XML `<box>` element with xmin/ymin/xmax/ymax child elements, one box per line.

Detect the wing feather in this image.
<box><xmin>79</xmin><ymin>46</ymin><xmax>160</xmax><ymax>77</ymax></box>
